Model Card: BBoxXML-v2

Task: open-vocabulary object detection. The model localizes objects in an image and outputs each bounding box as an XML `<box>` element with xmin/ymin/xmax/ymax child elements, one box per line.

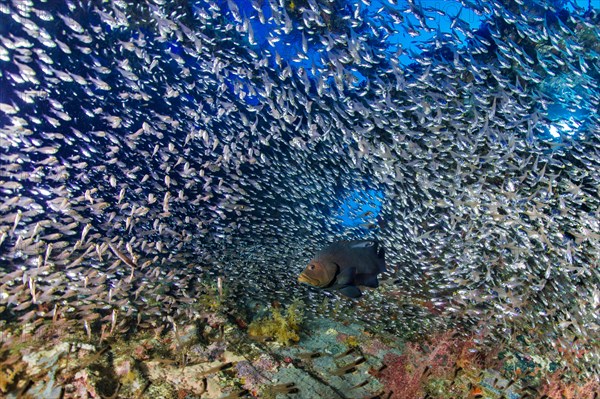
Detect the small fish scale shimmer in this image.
<box><xmin>0</xmin><ymin>0</ymin><xmax>598</xmax><ymax>385</ymax></box>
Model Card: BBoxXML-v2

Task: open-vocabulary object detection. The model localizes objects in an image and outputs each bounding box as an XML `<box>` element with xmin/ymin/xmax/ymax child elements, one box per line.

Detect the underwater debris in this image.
<box><xmin>247</xmin><ymin>299</ymin><xmax>304</xmax><ymax>346</ymax></box>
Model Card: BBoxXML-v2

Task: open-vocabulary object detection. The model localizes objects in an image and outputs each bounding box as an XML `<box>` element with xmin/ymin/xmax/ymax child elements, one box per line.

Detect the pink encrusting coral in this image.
<box><xmin>376</xmin><ymin>352</ymin><xmax>423</xmax><ymax>399</ymax></box>
<box><xmin>236</xmin><ymin>361</ymin><xmax>271</xmax><ymax>394</ymax></box>
<box><xmin>254</xmin><ymin>354</ymin><xmax>279</xmax><ymax>372</ymax></box>
<box><xmin>361</xmin><ymin>338</ymin><xmax>391</xmax><ymax>357</ymax></box>
<box><xmin>538</xmin><ymin>371</ymin><xmax>600</xmax><ymax>399</ymax></box>
<box><xmin>373</xmin><ymin>330</ymin><xmax>481</xmax><ymax>399</ymax></box>
<box><xmin>235</xmin><ymin>354</ymin><xmax>280</xmax><ymax>395</ymax></box>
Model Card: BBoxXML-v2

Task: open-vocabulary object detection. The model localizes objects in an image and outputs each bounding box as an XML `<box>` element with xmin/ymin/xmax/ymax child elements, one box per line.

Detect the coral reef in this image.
<box><xmin>1</xmin><ymin>311</ymin><xmax>597</xmax><ymax>399</ymax></box>
<box><xmin>537</xmin><ymin>371</ymin><xmax>600</xmax><ymax>399</ymax></box>
<box><xmin>0</xmin><ymin>354</ymin><xmax>25</xmax><ymax>394</ymax></box>
<box><xmin>373</xmin><ymin>330</ymin><xmax>486</xmax><ymax>399</ymax></box>
<box><xmin>376</xmin><ymin>352</ymin><xmax>424</xmax><ymax>398</ymax></box>
<box><xmin>235</xmin><ymin>360</ymin><xmax>271</xmax><ymax>394</ymax></box>
<box><xmin>195</xmin><ymin>280</ymin><xmax>230</xmax><ymax>312</ymax></box>
<box><xmin>335</xmin><ymin>332</ymin><xmax>360</xmax><ymax>348</ymax></box>
<box><xmin>361</xmin><ymin>337</ymin><xmax>392</xmax><ymax>357</ymax></box>
<box><xmin>247</xmin><ymin>300</ymin><xmax>304</xmax><ymax>345</ymax></box>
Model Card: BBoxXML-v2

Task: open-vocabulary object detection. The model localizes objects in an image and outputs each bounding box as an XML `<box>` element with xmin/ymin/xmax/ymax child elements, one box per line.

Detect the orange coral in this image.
<box><xmin>469</xmin><ymin>385</ymin><xmax>484</xmax><ymax>397</ymax></box>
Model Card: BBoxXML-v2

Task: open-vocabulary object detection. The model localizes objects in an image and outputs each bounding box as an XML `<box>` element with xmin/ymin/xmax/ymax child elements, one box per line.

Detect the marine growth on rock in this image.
<box><xmin>0</xmin><ymin>0</ymin><xmax>599</xmax><ymax>397</ymax></box>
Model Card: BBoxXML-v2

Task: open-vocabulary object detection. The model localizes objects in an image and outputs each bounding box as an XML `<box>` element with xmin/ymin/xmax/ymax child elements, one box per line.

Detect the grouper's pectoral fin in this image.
<box><xmin>335</xmin><ymin>266</ymin><xmax>356</xmax><ymax>286</ymax></box>
<box><xmin>357</xmin><ymin>274</ymin><xmax>379</xmax><ymax>288</ymax></box>
<box><xmin>338</xmin><ymin>285</ymin><xmax>362</xmax><ymax>298</ymax></box>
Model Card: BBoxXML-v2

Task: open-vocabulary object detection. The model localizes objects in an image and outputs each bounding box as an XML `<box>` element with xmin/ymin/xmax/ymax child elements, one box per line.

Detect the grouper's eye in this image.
<box><xmin>309</xmin><ymin>264</ymin><xmax>315</xmax><ymax>270</ymax></box>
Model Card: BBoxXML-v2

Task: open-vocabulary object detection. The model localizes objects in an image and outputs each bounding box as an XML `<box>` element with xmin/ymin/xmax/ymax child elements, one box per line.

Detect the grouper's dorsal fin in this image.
<box><xmin>349</xmin><ymin>240</ymin><xmax>376</xmax><ymax>249</ymax></box>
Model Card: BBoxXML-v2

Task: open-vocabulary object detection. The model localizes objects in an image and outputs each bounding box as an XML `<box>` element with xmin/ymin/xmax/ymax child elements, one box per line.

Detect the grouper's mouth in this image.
<box><xmin>298</xmin><ymin>273</ymin><xmax>319</xmax><ymax>286</ymax></box>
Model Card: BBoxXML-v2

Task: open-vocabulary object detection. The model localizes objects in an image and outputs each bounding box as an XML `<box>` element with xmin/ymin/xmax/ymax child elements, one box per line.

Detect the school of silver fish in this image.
<box><xmin>0</xmin><ymin>0</ymin><xmax>598</xmax><ymax>382</ymax></box>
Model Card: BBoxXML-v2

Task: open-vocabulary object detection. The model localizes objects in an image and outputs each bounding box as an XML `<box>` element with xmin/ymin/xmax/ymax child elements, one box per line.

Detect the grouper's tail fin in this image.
<box><xmin>376</xmin><ymin>241</ymin><xmax>386</xmax><ymax>273</ymax></box>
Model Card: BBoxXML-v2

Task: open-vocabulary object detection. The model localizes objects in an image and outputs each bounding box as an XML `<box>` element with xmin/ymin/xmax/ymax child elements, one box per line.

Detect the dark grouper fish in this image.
<box><xmin>298</xmin><ymin>240</ymin><xmax>386</xmax><ymax>298</ymax></box>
